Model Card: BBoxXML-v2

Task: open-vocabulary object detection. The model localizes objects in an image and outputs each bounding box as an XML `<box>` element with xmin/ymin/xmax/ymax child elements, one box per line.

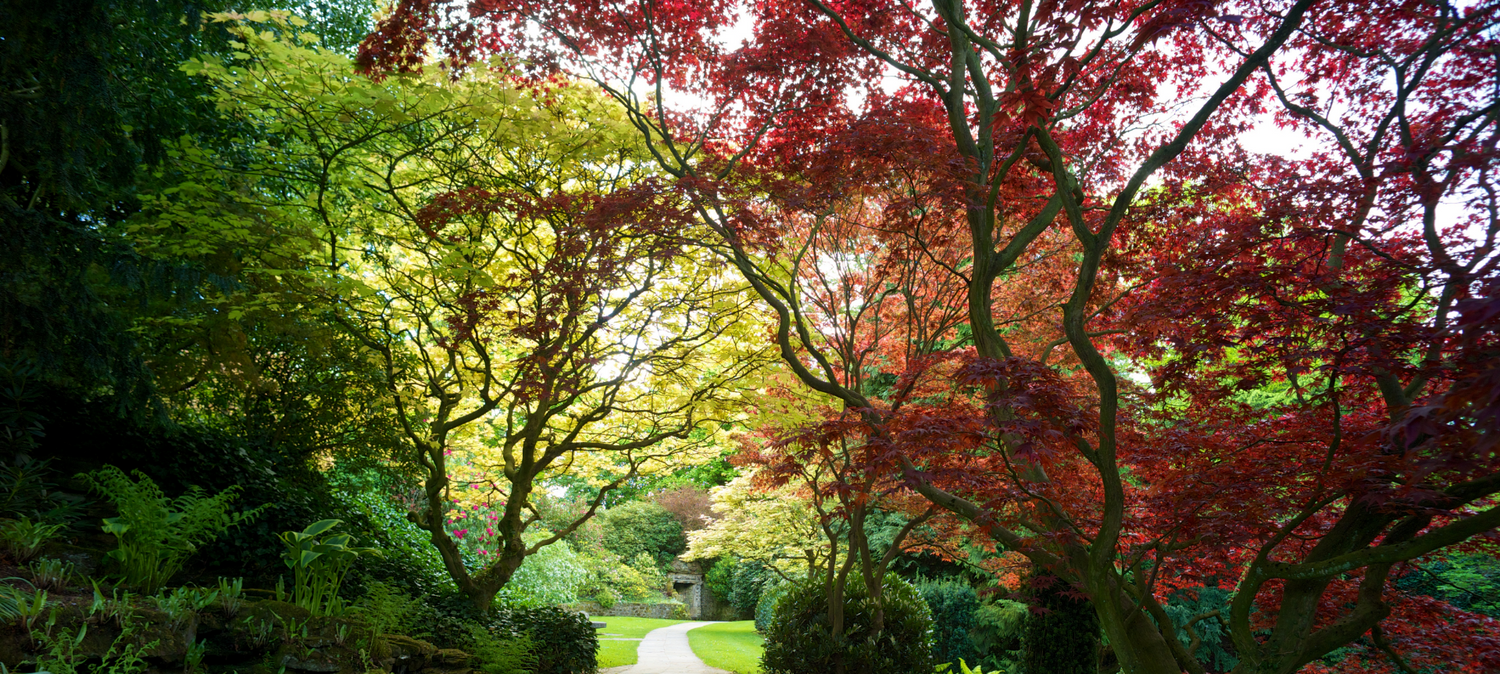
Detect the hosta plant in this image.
<box><xmin>280</xmin><ymin>519</ymin><xmax>381</xmax><ymax>616</ymax></box>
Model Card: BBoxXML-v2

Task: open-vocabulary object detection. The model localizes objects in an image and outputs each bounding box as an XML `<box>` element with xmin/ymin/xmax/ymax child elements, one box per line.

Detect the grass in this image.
<box><xmin>594</xmin><ymin>616</ymin><xmax>689</xmax><ymax>668</ymax></box>
<box><xmin>688</xmin><ymin>621</ymin><xmax>764</xmax><ymax>674</ymax></box>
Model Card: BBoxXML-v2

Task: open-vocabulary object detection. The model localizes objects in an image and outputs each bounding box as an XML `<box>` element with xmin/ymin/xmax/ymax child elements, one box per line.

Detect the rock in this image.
<box><xmin>383</xmin><ymin>634</ymin><xmax>438</xmax><ymax>673</ymax></box>
<box><xmin>384</xmin><ymin>634</ymin><xmax>437</xmax><ymax>659</ymax></box>
<box><xmin>433</xmin><ymin>648</ymin><xmax>470</xmax><ymax>667</ymax></box>
<box><xmin>281</xmin><ymin>652</ymin><xmax>343</xmax><ymax>672</ymax></box>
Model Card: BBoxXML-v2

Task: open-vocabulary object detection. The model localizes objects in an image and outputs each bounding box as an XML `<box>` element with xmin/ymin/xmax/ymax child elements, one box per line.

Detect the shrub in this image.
<box><xmin>969</xmin><ymin>599</ymin><xmax>1027</xmax><ymax>673</ymax></box>
<box><xmin>497</xmin><ymin>531</ymin><xmax>588</xmax><ymax>607</ymax></box>
<box><xmin>533</xmin><ymin>493</ymin><xmax>605</xmax><ymax>552</ymax></box>
<box><xmin>705</xmin><ymin>557</ymin><xmax>733</xmax><ymax>602</ymax></box>
<box><xmin>112</xmin><ymin>422</ymin><xmax>354</xmax><ymax>587</ymax></box>
<box><xmin>1022</xmin><ymin>575</ymin><xmax>1098</xmax><ymax>674</ymax></box>
<box><xmin>728</xmin><ymin>561</ymin><xmax>770</xmax><ymax>619</ymax></box>
<box><xmin>761</xmin><ymin>574</ymin><xmax>934</xmax><ymax>674</ymax></box>
<box><xmin>592</xmin><ymin>585</ymin><xmax>618</xmax><ymax>610</ymax></box>
<box><xmin>353</xmin><ymin>580</ymin><xmax>479</xmax><ymax>649</ymax></box>
<box><xmin>754</xmin><ymin>578</ymin><xmax>788</xmax><ymax>633</ymax></box>
<box><xmin>490</xmin><ymin>605</ymin><xmax>598</xmax><ymax>674</ymax></box>
<box><xmin>579</xmin><ymin>550</ymin><xmax>660</xmax><ymax>603</ymax></box>
<box><xmin>77</xmin><ymin>465</ymin><xmax>263</xmax><ymax>593</ymax></box>
<box><xmin>466</xmin><ymin>622</ymin><xmax>537</xmax><ymax>674</ymax></box>
<box><xmin>599</xmin><ymin>500</ymin><xmax>685</xmax><ymax>568</ymax></box>
<box><xmin>707</xmin><ymin>558</ymin><xmax>770</xmax><ymax>619</ymax></box>
<box><xmin>415</xmin><ymin>590</ymin><xmax>492</xmax><ymax>648</ymax></box>
<box><xmin>335</xmin><ymin>472</ymin><xmax>455</xmax><ymax>597</ymax></box>
<box><xmin>916</xmin><ymin>578</ymin><xmax>980</xmax><ymax>667</ymax></box>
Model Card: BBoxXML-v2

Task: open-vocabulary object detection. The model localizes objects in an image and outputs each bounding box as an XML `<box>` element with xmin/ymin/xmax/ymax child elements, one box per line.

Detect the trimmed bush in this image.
<box><xmin>916</xmin><ymin>578</ymin><xmax>980</xmax><ymax>666</ymax></box>
<box><xmin>491</xmin><ymin>605</ymin><xmax>598</xmax><ymax>674</ymax></box>
<box><xmin>761</xmin><ymin>574</ymin><xmax>934</xmax><ymax>674</ymax></box>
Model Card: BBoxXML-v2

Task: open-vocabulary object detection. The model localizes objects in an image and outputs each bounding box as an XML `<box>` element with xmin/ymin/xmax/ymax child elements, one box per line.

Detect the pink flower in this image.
<box><xmin>486</xmin><ymin>527</ymin><xmax>494</xmax><ymax>536</ymax></box>
<box><xmin>454</xmin><ymin>529</ymin><xmax>468</xmax><ymax>539</ymax></box>
<box><xmin>479</xmin><ymin>550</ymin><xmax>488</xmax><ymax>555</ymax></box>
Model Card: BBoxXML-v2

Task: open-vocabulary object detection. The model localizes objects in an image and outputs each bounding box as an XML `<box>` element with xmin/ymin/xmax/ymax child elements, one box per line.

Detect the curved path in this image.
<box><xmin>603</xmin><ymin>621</ymin><xmax>731</xmax><ymax>674</ymax></box>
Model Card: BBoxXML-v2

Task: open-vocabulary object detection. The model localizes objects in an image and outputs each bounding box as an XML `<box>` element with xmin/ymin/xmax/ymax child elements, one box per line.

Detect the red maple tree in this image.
<box><xmin>359</xmin><ymin>0</ymin><xmax>1500</xmax><ymax>671</ymax></box>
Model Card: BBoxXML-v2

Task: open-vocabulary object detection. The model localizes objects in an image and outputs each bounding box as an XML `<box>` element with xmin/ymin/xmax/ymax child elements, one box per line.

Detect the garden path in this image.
<box><xmin>602</xmin><ymin>621</ymin><xmax>731</xmax><ymax>674</ymax></box>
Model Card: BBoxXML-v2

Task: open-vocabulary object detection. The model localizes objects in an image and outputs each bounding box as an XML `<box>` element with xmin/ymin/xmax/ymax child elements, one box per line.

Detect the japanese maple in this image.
<box><xmin>360</xmin><ymin>0</ymin><xmax>1500</xmax><ymax>671</ymax></box>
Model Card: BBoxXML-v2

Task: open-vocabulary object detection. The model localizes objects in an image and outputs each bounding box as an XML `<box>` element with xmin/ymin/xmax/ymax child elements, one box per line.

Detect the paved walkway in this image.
<box><xmin>601</xmin><ymin>622</ymin><xmax>731</xmax><ymax>674</ymax></box>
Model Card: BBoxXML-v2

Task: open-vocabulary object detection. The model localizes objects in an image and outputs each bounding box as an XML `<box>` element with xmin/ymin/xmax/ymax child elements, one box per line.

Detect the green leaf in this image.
<box><xmin>301</xmin><ymin>519</ymin><xmax>342</xmax><ymax>537</ymax></box>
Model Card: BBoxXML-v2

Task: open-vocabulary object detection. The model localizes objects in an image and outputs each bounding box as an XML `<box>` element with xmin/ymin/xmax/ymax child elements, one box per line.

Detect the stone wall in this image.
<box><xmin>567</xmin><ymin>601</ymin><xmax>689</xmax><ymax>620</ymax></box>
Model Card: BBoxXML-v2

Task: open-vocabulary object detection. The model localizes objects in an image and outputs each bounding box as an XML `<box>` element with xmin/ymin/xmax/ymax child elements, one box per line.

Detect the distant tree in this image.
<box><xmin>651</xmin><ymin>485</ymin><xmax>715</xmax><ymax>532</ymax></box>
<box><xmin>600</xmin><ymin>501</ymin><xmax>687</xmax><ymax>568</ymax></box>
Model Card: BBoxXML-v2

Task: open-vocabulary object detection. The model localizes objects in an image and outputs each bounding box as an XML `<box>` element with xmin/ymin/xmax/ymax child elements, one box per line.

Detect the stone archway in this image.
<box><xmin>667</xmin><ymin>558</ymin><xmax>733</xmax><ymax>620</ymax></box>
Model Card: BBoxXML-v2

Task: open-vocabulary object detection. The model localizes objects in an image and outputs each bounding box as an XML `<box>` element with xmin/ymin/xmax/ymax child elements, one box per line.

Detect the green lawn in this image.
<box><xmin>594</xmin><ymin>616</ymin><xmax>689</xmax><ymax>668</ymax></box>
<box><xmin>688</xmin><ymin>621</ymin><xmax>764</xmax><ymax>674</ymax></box>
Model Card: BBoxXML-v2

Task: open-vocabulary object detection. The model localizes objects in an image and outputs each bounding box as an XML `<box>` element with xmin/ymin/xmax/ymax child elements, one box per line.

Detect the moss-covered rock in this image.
<box><xmin>384</xmin><ymin>633</ymin><xmax>438</xmax><ymax>670</ymax></box>
<box><xmin>433</xmin><ymin>648</ymin><xmax>470</xmax><ymax>667</ymax></box>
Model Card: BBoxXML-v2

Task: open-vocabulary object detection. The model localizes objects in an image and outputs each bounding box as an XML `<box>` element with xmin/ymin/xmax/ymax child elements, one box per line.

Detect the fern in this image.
<box><xmin>77</xmin><ymin>465</ymin><xmax>264</xmax><ymax>593</ymax></box>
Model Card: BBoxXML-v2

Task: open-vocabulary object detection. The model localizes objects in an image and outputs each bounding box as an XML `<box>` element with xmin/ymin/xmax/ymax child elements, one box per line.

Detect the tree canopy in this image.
<box><xmin>359</xmin><ymin>0</ymin><xmax>1500</xmax><ymax>671</ymax></box>
<box><xmin>2</xmin><ymin>1</ymin><xmax>1497</xmax><ymax>672</ymax></box>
